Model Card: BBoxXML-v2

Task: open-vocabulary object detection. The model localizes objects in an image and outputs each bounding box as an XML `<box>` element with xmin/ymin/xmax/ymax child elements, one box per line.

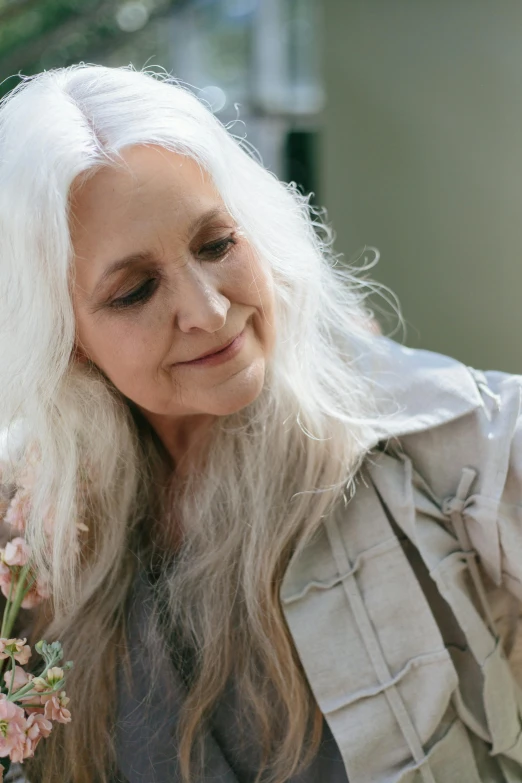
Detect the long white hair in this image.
<box><xmin>0</xmin><ymin>65</ymin><xmax>387</xmax><ymax>782</ymax></box>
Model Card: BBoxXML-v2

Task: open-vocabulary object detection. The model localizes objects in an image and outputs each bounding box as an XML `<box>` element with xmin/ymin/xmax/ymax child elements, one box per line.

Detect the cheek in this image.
<box><xmin>77</xmin><ymin>309</ymin><xmax>167</xmax><ymax>377</ymax></box>
<box><xmin>224</xmin><ymin>250</ymin><xmax>275</xmax><ymax>311</ymax></box>
<box><xmin>236</xmin><ymin>257</ymin><xmax>276</xmax><ymax>348</ymax></box>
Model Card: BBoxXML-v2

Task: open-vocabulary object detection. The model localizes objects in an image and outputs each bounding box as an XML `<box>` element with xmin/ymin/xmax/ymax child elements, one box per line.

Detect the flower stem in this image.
<box><xmin>7</xmin><ymin>658</ymin><xmax>63</xmax><ymax>702</ymax></box>
<box><xmin>0</xmin><ymin>577</ymin><xmax>16</xmax><ymax>680</ymax></box>
<box><xmin>0</xmin><ymin>576</ymin><xmax>15</xmax><ymax>639</ymax></box>
<box><xmin>7</xmin><ymin>655</ymin><xmax>15</xmax><ymax>698</ymax></box>
<box><xmin>2</xmin><ymin>563</ymin><xmax>31</xmax><ymax>641</ymax></box>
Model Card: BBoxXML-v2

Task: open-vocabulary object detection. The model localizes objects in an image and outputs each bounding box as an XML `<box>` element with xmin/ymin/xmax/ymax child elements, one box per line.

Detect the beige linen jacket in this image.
<box><xmin>280</xmin><ymin>338</ymin><xmax>522</xmax><ymax>783</ymax></box>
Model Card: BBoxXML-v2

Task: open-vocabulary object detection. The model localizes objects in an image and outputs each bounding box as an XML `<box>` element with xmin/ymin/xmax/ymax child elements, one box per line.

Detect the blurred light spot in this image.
<box><xmin>224</xmin><ymin>0</ymin><xmax>258</xmax><ymax>19</ymax></box>
<box><xmin>115</xmin><ymin>2</ymin><xmax>149</xmax><ymax>32</ymax></box>
<box><xmin>199</xmin><ymin>86</ymin><xmax>227</xmax><ymax>113</ymax></box>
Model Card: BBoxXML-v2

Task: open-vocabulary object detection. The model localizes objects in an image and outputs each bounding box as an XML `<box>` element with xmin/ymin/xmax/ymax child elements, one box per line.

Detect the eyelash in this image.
<box><xmin>201</xmin><ymin>235</ymin><xmax>236</xmax><ymax>260</ymax></box>
<box><xmin>110</xmin><ymin>235</ymin><xmax>237</xmax><ymax>310</ymax></box>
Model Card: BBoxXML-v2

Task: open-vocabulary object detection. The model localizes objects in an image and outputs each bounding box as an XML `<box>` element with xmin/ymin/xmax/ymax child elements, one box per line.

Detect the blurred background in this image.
<box><xmin>0</xmin><ymin>0</ymin><xmax>519</xmax><ymax>371</ymax></box>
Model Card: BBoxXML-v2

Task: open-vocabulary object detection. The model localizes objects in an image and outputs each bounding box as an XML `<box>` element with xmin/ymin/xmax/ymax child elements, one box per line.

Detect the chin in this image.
<box><xmin>210</xmin><ymin>359</ymin><xmax>266</xmax><ymax>416</ymax></box>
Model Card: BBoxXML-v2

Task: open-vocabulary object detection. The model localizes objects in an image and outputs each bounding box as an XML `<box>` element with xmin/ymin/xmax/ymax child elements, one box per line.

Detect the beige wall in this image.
<box><xmin>321</xmin><ymin>0</ymin><xmax>522</xmax><ymax>372</ymax></box>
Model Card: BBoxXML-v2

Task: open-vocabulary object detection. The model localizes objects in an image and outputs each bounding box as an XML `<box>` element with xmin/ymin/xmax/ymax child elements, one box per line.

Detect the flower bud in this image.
<box><xmin>46</xmin><ymin>667</ymin><xmax>64</xmax><ymax>686</ymax></box>
<box><xmin>31</xmin><ymin>677</ymin><xmax>49</xmax><ymax>692</ymax></box>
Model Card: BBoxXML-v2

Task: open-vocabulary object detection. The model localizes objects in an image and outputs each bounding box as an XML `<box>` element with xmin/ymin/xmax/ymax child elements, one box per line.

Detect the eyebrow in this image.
<box><xmin>89</xmin><ymin>206</ymin><xmax>232</xmax><ymax>299</ymax></box>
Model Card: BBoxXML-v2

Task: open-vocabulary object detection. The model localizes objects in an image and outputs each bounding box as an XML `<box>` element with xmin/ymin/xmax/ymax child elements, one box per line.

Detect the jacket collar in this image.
<box><xmin>361</xmin><ymin>337</ymin><xmax>484</xmax><ymax>447</ymax></box>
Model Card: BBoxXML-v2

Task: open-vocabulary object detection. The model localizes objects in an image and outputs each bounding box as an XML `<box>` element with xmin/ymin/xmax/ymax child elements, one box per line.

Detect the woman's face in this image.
<box><xmin>71</xmin><ymin>145</ymin><xmax>276</xmax><ymax>445</ymax></box>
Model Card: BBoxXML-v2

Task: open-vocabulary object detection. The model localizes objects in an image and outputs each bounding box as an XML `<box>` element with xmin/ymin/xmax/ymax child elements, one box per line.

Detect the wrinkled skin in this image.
<box><xmin>71</xmin><ymin>145</ymin><xmax>276</xmax><ymax>466</ymax></box>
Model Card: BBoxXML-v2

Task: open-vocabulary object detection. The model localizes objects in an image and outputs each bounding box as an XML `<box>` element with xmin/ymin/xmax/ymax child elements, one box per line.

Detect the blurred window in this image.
<box><xmin>0</xmin><ymin>0</ymin><xmax>322</xmax><ymax>193</ymax></box>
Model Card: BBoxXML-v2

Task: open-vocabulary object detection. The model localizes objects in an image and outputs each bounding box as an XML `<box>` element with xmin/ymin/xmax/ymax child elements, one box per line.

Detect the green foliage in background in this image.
<box><xmin>0</xmin><ymin>0</ymin><xmax>179</xmax><ymax>98</ymax></box>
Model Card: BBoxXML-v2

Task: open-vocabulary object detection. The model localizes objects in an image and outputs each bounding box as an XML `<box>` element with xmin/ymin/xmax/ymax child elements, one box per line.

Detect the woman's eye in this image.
<box><xmin>199</xmin><ymin>236</ymin><xmax>236</xmax><ymax>260</ymax></box>
<box><xmin>111</xmin><ymin>278</ymin><xmax>158</xmax><ymax>309</ymax></box>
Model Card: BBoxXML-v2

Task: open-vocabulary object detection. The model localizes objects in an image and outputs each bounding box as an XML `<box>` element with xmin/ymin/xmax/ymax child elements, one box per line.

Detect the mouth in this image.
<box><xmin>176</xmin><ymin>329</ymin><xmax>246</xmax><ymax>367</ymax></box>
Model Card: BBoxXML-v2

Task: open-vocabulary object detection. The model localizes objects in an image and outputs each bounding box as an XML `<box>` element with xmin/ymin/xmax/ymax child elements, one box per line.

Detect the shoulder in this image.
<box><xmin>361</xmin><ymin>336</ymin><xmax>501</xmax><ymax>445</ymax></box>
<box><xmin>364</xmin><ymin>338</ymin><xmax>522</xmax><ymax>599</ymax></box>
<box><xmin>362</xmin><ymin>337</ymin><xmax>522</xmax><ymax>526</ymax></box>
<box><xmin>364</xmin><ymin>336</ymin><xmax>522</xmax><ymax>457</ymax></box>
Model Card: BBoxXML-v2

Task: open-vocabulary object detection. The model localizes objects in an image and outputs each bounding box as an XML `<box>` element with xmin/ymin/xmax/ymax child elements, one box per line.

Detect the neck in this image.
<box><xmin>139</xmin><ymin>409</ymin><xmax>216</xmax><ymax>477</ymax></box>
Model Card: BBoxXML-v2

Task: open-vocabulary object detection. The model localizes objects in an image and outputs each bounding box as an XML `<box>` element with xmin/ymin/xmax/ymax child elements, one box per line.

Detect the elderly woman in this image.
<box><xmin>0</xmin><ymin>65</ymin><xmax>520</xmax><ymax>783</ymax></box>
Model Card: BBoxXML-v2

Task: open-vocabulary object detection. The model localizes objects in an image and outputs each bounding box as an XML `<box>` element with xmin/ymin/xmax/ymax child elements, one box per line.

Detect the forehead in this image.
<box><xmin>69</xmin><ymin>145</ymin><xmax>223</xmax><ymax>256</ymax></box>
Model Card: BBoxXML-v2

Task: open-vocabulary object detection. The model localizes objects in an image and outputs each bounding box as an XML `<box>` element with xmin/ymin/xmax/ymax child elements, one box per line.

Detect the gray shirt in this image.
<box><xmin>115</xmin><ymin>569</ymin><xmax>348</xmax><ymax>783</ymax></box>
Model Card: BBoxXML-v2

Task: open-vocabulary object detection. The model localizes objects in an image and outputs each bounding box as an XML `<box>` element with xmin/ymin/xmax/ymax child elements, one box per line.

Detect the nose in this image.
<box><xmin>175</xmin><ymin>266</ymin><xmax>230</xmax><ymax>334</ymax></box>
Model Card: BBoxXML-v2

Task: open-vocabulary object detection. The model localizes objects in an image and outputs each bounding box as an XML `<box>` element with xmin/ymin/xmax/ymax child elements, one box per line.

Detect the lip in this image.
<box><xmin>176</xmin><ymin>329</ymin><xmax>246</xmax><ymax>367</ymax></box>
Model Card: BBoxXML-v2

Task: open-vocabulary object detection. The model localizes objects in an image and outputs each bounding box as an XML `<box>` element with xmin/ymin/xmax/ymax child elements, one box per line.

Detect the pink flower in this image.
<box><xmin>0</xmin><ymin>563</ymin><xmax>13</xmax><ymax>592</ymax></box>
<box><xmin>0</xmin><ymin>567</ymin><xmax>48</xmax><ymax>610</ymax></box>
<box><xmin>0</xmin><ymin>639</ymin><xmax>31</xmax><ymax>666</ymax></box>
<box><xmin>8</xmin><ymin>741</ymin><xmax>25</xmax><ymax>764</ymax></box>
<box><xmin>22</xmin><ymin>712</ymin><xmax>52</xmax><ymax>758</ymax></box>
<box><xmin>3</xmin><ymin>490</ymin><xmax>30</xmax><ymax>533</ymax></box>
<box><xmin>3</xmin><ymin>665</ymin><xmax>30</xmax><ymax>693</ymax></box>
<box><xmin>20</xmin><ymin>699</ymin><xmax>44</xmax><ymax>717</ymax></box>
<box><xmin>0</xmin><ymin>582</ymin><xmax>14</xmax><ymax>605</ymax></box>
<box><xmin>42</xmin><ymin>691</ymin><xmax>71</xmax><ymax>724</ymax></box>
<box><xmin>0</xmin><ymin>695</ymin><xmax>27</xmax><ymax>760</ymax></box>
<box><xmin>2</xmin><ymin>538</ymin><xmax>30</xmax><ymax>567</ymax></box>
<box><xmin>21</xmin><ymin>577</ymin><xmax>49</xmax><ymax>609</ymax></box>
<box><xmin>26</xmin><ymin>712</ymin><xmax>52</xmax><ymax>739</ymax></box>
